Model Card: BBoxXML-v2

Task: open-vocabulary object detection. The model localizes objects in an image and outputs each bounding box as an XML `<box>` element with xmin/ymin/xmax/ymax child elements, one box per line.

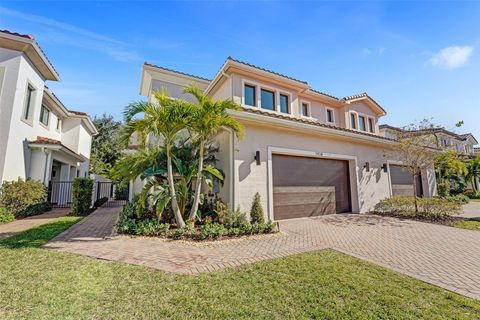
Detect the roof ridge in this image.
<box><xmin>144</xmin><ymin>61</ymin><xmax>211</xmax><ymax>82</ymax></box>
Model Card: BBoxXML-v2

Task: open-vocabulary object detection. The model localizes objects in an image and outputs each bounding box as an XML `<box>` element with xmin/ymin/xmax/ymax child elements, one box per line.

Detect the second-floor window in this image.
<box><xmin>39</xmin><ymin>105</ymin><xmax>50</xmax><ymax>126</ymax></box>
<box><xmin>301</xmin><ymin>102</ymin><xmax>310</xmax><ymax>117</ymax></box>
<box><xmin>350</xmin><ymin>113</ymin><xmax>357</xmax><ymax>129</ymax></box>
<box><xmin>279</xmin><ymin>94</ymin><xmax>289</xmax><ymax>113</ymax></box>
<box><xmin>326</xmin><ymin>108</ymin><xmax>334</xmax><ymax>123</ymax></box>
<box><xmin>244</xmin><ymin>84</ymin><xmax>256</xmax><ymax>106</ymax></box>
<box><xmin>368</xmin><ymin>118</ymin><xmax>375</xmax><ymax>133</ymax></box>
<box><xmin>23</xmin><ymin>85</ymin><xmax>35</xmax><ymax>121</ymax></box>
<box><xmin>261</xmin><ymin>89</ymin><xmax>275</xmax><ymax>110</ymax></box>
<box><xmin>359</xmin><ymin>116</ymin><xmax>366</xmax><ymax>131</ymax></box>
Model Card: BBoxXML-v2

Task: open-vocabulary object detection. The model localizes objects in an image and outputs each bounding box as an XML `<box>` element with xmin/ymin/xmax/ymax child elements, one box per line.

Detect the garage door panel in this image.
<box><xmin>390</xmin><ymin>165</ymin><xmax>423</xmax><ymax>197</ymax></box>
<box><xmin>272</xmin><ymin>155</ymin><xmax>351</xmax><ymax>220</ymax></box>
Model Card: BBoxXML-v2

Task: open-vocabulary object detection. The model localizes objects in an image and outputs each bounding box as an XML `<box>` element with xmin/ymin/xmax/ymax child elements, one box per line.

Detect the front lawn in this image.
<box><xmin>454</xmin><ymin>219</ymin><xmax>480</xmax><ymax>231</ymax></box>
<box><xmin>0</xmin><ymin>219</ymin><xmax>479</xmax><ymax>319</ymax></box>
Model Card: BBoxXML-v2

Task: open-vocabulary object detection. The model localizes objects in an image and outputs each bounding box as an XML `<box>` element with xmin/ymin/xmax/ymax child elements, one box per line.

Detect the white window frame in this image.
<box><xmin>22</xmin><ymin>82</ymin><xmax>37</xmax><ymax>125</ymax></box>
<box><xmin>358</xmin><ymin>115</ymin><xmax>367</xmax><ymax>132</ymax></box>
<box><xmin>241</xmin><ymin>78</ymin><xmax>292</xmax><ymax>115</ymax></box>
<box><xmin>349</xmin><ymin>111</ymin><xmax>358</xmax><ymax>130</ymax></box>
<box><xmin>325</xmin><ymin>107</ymin><xmax>335</xmax><ymax>124</ymax></box>
<box><xmin>39</xmin><ymin>104</ymin><xmax>50</xmax><ymax>128</ymax></box>
<box><xmin>300</xmin><ymin>100</ymin><xmax>312</xmax><ymax>118</ymax></box>
<box><xmin>367</xmin><ymin>117</ymin><xmax>375</xmax><ymax>133</ymax></box>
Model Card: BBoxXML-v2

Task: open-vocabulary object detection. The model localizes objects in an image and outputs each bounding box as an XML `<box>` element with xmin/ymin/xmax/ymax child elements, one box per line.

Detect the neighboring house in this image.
<box><xmin>475</xmin><ymin>147</ymin><xmax>480</xmax><ymax>155</ymax></box>
<box><xmin>0</xmin><ymin>30</ymin><xmax>97</xmax><ymax>190</ymax></box>
<box><xmin>136</xmin><ymin>58</ymin><xmax>438</xmax><ymax>220</ymax></box>
<box><xmin>379</xmin><ymin>125</ymin><xmax>479</xmax><ymax>157</ymax></box>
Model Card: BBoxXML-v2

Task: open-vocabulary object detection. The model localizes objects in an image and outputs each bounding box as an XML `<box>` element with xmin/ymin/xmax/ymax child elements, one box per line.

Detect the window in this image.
<box><xmin>23</xmin><ymin>85</ymin><xmax>35</xmax><ymax>121</ymax></box>
<box><xmin>301</xmin><ymin>102</ymin><xmax>310</xmax><ymax>117</ymax></box>
<box><xmin>279</xmin><ymin>94</ymin><xmax>289</xmax><ymax>113</ymax></box>
<box><xmin>359</xmin><ymin>116</ymin><xmax>366</xmax><ymax>131</ymax></box>
<box><xmin>260</xmin><ymin>89</ymin><xmax>275</xmax><ymax>110</ymax></box>
<box><xmin>244</xmin><ymin>84</ymin><xmax>256</xmax><ymax>106</ymax></box>
<box><xmin>56</xmin><ymin>118</ymin><xmax>61</xmax><ymax>131</ymax></box>
<box><xmin>39</xmin><ymin>105</ymin><xmax>50</xmax><ymax>126</ymax></box>
<box><xmin>326</xmin><ymin>108</ymin><xmax>334</xmax><ymax>123</ymax></box>
<box><xmin>350</xmin><ymin>113</ymin><xmax>357</xmax><ymax>129</ymax></box>
<box><xmin>368</xmin><ymin>118</ymin><xmax>375</xmax><ymax>133</ymax></box>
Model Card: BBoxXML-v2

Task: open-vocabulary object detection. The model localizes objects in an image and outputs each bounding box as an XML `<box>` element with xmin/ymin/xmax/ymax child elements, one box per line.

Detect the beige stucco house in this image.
<box><xmin>137</xmin><ymin>57</ymin><xmax>438</xmax><ymax>220</ymax></box>
<box><xmin>0</xmin><ymin>30</ymin><xmax>97</xmax><ymax>188</ymax></box>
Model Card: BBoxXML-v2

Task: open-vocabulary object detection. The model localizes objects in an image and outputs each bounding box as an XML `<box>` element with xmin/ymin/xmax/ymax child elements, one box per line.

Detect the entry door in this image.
<box><xmin>272</xmin><ymin>154</ymin><xmax>351</xmax><ymax>220</ymax></box>
<box><xmin>390</xmin><ymin>165</ymin><xmax>423</xmax><ymax>197</ymax></box>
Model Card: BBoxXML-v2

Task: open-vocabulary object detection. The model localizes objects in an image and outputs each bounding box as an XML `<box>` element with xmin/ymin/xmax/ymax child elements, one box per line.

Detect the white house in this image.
<box><xmin>0</xmin><ymin>30</ymin><xmax>97</xmax><ymax>188</ymax></box>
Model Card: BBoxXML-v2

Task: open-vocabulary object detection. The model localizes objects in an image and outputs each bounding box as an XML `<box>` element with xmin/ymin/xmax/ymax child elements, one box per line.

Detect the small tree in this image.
<box><xmin>394</xmin><ymin>120</ymin><xmax>437</xmax><ymax>213</ymax></box>
<box><xmin>466</xmin><ymin>154</ymin><xmax>480</xmax><ymax>194</ymax></box>
<box><xmin>250</xmin><ymin>192</ymin><xmax>265</xmax><ymax>224</ymax></box>
<box><xmin>90</xmin><ymin>114</ymin><xmax>123</xmax><ymax>177</ymax></box>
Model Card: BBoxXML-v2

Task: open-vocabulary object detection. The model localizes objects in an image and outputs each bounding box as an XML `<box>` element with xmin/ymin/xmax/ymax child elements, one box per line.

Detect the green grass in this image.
<box><xmin>470</xmin><ymin>198</ymin><xmax>480</xmax><ymax>202</ymax></box>
<box><xmin>454</xmin><ymin>219</ymin><xmax>480</xmax><ymax>231</ymax></box>
<box><xmin>0</xmin><ymin>219</ymin><xmax>479</xmax><ymax>319</ymax></box>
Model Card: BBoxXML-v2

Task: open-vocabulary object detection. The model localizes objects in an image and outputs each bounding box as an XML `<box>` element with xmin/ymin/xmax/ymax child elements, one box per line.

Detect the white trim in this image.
<box><xmin>267</xmin><ymin>146</ymin><xmax>360</xmax><ymax>221</ymax></box>
<box><xmin>349</xmin><ymin>111</ymin><xmax>358</xmax><ymax>130</ymax></box>
<box><xmin>300</xmin><ymin>100</ymin><xmax>311</xmax><ymax>118</ymax></box>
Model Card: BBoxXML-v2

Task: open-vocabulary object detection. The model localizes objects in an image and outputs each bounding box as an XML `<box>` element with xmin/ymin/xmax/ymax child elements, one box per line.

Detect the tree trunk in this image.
<box><xmin>166</xmin><ymin>143</ymin><xmax>185</xmax><ymax>228</ymax></box>
<box><xmin>188</xmin><ymin>139</ymin><xmax>204</xmax><ymax>222</ymax></box>
<box><xmin>412</xmin><ymin>174</ymin><xmax>418</xmax><ymax>213</ymax></box>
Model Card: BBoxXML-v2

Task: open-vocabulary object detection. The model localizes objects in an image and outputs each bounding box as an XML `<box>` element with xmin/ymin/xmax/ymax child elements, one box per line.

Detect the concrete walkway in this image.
<box><xmin>461</xmin><ymin>201</ymin><xmax>480</xmax><ymax>220</ymax></box>
<box><xmin>44</xmin><ymin>206</ymin><xmax>480</xmax><ymax>300</ymax></box>
<box><xmin>0</xmin><ymin>208</ymin><xmax>70</xmax><ymax>240</ymax></box>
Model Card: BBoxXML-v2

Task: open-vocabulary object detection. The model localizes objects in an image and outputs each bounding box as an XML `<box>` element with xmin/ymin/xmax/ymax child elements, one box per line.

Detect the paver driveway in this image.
<box><xmin>44</xmin><ymin>205</ymin><xmax>480</xmax><ymax>300</ymax></box>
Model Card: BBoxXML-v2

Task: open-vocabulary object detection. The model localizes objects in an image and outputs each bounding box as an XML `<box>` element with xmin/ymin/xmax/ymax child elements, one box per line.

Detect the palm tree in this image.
<box><xmin>183</xmin><ymin>85</ymin><xmax>244</xmax><ymax>222</ymax></box>
<box><xmin>120</xmin><ymin>89</ymin><xmax>192</xmax><ymax>227</ymax></box>
<box><xmin>467</xmin><ymin>154</ymin><xmax>480</xmax><ymax>194</ymax></box>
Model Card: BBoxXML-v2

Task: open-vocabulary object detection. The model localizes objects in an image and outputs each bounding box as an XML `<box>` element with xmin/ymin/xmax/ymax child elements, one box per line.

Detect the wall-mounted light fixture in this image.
<box><xmin>363</xmin><ymin>162</ymin><xmax>370</xmax><ymax>172</ymax></box>
<box><xmin>254</xmin><ymin>151</ymin><xmax>261</xmax><ymax>166</ymax></box>
<box><xmin>382</xmin><ymin>163</ymin><xmax>388</xmax><ymax>173</ymax></box>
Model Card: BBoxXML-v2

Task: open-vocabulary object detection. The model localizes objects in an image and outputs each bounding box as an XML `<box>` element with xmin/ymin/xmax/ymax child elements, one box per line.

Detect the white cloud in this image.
<box><xmin>427</xmin><ymin>46</ymin><xmax>473</xmax><ymax>70</ymax></box>
<box><xmin>361</xmin><ymin>48</ymin><xmax>371</xmax><ymax>57</ymax></box>
<box><xmin>378</xmin><ymin>47</ymin><xmax>386</xmax><ymax>56</ymax></box>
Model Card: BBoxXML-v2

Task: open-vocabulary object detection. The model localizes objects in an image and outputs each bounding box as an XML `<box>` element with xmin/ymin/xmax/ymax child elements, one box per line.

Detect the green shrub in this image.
<box><xmin>0</xmin><ymin>179</ymin><xmax>46</xmax><ymax>217</ymax></box>
<box><xmin>250</xmin><ymin>192</ymin><xmax>265</xmax><ymax>224</ymax></box>
<box><xmin>168</xmin><ymin>225</ymin><xmax>195</xmax><ymax>239</ymax></box>
<box><xmin>72</xmin><ymin>178</ymin><xmax>94</xmax><ymax>216</ymax></box>
<box><xmin>466</xmin><ymin>192</ymin><xmax>480</xmax><ymax>200</ymax></box>
<box><xmin>443</xmin><ymin>194</ymin><xmax>470</xmax><ymax>205</ymax></box>
<box><xmin>437</xmin><ymin>181</ymin><xmax>450</xmax><ymax>197</ymax></box>
<box><xmin>224</xmin><ymin>207</ymin><xmax>248</xmax><ymax>228</ymax></box>
<box><xmin>197</xmin><ymin>223</ymin><xmax>226</xmax><ymax>240</ymax></box>
<box><xmin>134</xmin><ymin>220</ymin><xmax>170</xmax><ymax>237</ymax></box>
<box><xmin>374</xmin><ymin>196</ymin><xmax>461</xmax><ymax>220</ymax></box>
<box><xmin>0</xmin><ymin>207</ymin><xmax>14</xmax><ymax>224</ymax></box>
<box><xmin>20</xmin><ymin>202</ymin><xmax>52</xmax><ymax>218</ymax></box>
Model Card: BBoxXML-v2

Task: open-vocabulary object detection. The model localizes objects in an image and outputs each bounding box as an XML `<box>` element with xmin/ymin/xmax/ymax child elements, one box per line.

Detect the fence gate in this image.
<box><xmin>48</xmin><ymin>181</ymin><xmax>129</xmax><ymax>208</ymax></box>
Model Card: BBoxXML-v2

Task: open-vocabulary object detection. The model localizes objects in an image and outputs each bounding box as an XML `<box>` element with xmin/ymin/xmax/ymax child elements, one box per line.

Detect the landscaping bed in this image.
<box><xmin>373</xmin><ymin>196</ymin><xmax>479</xmax><ymax>230</ymax></box>
<box><xmin>117</xmin><ymin>197</ymin><xmax>278</xmax><ymax>241</ymax></box>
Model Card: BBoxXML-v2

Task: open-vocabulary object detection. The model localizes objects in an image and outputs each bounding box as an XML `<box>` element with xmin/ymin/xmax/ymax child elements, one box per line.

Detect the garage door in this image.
<box><xmin>390</xmin><ymin>165</ymin><xmax>423</xmax><ymax>197</ymax></box>
<box><xmin>272</xmin><ymin>154</ymin><xmax>351</xmax><ymax>220</ymax></box>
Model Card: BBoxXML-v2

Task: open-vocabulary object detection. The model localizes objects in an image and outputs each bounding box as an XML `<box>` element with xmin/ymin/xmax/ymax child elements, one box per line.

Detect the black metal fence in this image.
<box><xmin>48</xmin><ymin>181</ymin><xmax>129</xmax><ymax>208</ymax></box>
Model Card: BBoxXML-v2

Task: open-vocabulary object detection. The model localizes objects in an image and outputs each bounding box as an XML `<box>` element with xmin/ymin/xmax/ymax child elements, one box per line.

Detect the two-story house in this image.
<box><xmin>379</xmin><ymin>125</ymin><xmax>478</xmax><ymax>157</ymax></box>
<box><xmin>137</xmin><ymin>57</ymin><xmax>438</xmax><ymax>220</ymax></box>
<box><xmin>0</xmin><ymin>30</ymin><xmax>97</xmax><ymax>190</ymax></box>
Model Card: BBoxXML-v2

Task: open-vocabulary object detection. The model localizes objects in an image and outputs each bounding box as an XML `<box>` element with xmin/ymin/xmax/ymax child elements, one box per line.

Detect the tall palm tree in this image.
<box><xmin>467</xmin><ymin>154</ymin><xmax>480</xmax><ymax>193</ymax></box>
<box><xmin>121</xmin><ymin>89</ymin><xmax>192</xmax><ymax>227</ymax></box>
<box><xmin>183</xmin><ymin>85</ymin><xmax>244</xmax><ymax>222</ymax></box>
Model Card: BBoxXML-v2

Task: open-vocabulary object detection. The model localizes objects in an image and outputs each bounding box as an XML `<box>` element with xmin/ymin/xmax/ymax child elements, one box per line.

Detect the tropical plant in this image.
<box><xmin>466</xmin><ymin>154</ymin><xmax>480</xmax><ymax>194</ymax></box>
<box><xmin>183</xmin><ymin>85</ymin><xmax>244</xmax><ymax>222</ymax></box>
<box><xmin>120</xmin><ymin>89</ymin><xmax>193</xmax><ymax>227</ymax></box>
<box><xmin>90</xmin><ymin>114</ymin><xmax>123</xmax><ymax>177</ymax></box>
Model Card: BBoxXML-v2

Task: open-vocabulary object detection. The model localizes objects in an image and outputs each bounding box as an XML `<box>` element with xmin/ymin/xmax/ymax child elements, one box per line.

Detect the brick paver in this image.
<box><xmin>0</xmin><ymin>208</ymin><xmax>70</xmax><ymax>240</ymax></box>
<box><xmin>44</xmin><ymin>206</ymin><xmax>480</xmax><ymax>300</ymax></box>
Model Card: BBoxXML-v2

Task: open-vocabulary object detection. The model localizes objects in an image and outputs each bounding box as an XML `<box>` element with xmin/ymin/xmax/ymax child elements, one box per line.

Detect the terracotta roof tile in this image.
<box><xmin>30</xmin><ymin>136</ymin><xmax>61</xmax><ymax>145</ymax></box>
<box><xmin>240</xmin><ymin>107</ymin><xmax>395</xmax><ymax>142</ymax></box>
<box><xmin>69</xmin><ymin>110</ymin><xmax>88</xmax><ymax>116</ymax></box>
<box><xmin>343</xmin><ymin>92</ymin><xmax>387</xmax><ymax>114</ymax></box>
<box><xmin>144</xmin><ymin>62</ymin><xmax>211</xmax><ymax>82</ymax></box>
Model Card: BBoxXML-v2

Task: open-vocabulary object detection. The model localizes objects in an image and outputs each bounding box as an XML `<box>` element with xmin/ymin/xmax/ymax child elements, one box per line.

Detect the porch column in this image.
<box><xmin>422</xmin><ymin>164</ymin><xmax>437</xmax><ymax>197</ymax></box>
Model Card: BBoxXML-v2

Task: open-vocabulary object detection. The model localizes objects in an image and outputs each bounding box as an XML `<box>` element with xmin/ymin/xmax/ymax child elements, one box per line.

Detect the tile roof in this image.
<box><xmin>69</xmin><ymin>110</ymin><xmax>88</xmax><ymax>116</ymax></box>
<box><xmin>144</xmin><ymin>62</ymin><xmax>211</xmax><ymax>82</ymax></box>
<box><xmin>227</xmin><ymin>57</ymin><xmax>309</xmax><ymax>85</ymax></box>
<box><xmin>0</xmin><ymin>29</ymin><xmax>60</xmax><ymax>80</ymax></box>
<box><xmin>30</xmin><ymin>136</ymin><xmax>61</xmax><ymax>145</ymax></box>
<box><xmin>0</xmin><ymin>29</ymin><xmax>33</xmax><ymax>39</ymax></box>
<box><xmin>343</xmin><ymin>92</ymin><xmax>387</xmax><ymax>114</ymax></box>
<box><xmin>239</xmin><ymin>107</ymin><xmax>395</xmax><ymax>142</ymax></box>
<box><xmin>379</xmin><ymin>125</ymin><xmax>477</xmax><ymax>142</ymax></box>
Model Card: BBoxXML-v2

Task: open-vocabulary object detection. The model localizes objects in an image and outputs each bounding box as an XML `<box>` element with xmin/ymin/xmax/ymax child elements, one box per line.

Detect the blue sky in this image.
<box><xmin>1</xmin><ymin>1</ymin><xmax>479</xmax><ymax>139</ymax></box>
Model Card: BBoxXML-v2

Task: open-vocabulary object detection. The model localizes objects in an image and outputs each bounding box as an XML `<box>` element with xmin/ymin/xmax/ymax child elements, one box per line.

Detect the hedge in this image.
<box><xmin>72</xmin><ymin>178</ymin><xmax>94</xmax><ymax>216</ymax></box>
<box><xmin>0</xmin><ymin>179</ymin><xmax>46</xmax><ymax>217</ymax></box>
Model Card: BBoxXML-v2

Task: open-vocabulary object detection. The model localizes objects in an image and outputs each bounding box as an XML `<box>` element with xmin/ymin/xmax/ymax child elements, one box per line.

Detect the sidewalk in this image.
<box><xmin>0</xmin><ymin>208</ymin><xmax>70</xmax><ymax>240</ymax></box>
